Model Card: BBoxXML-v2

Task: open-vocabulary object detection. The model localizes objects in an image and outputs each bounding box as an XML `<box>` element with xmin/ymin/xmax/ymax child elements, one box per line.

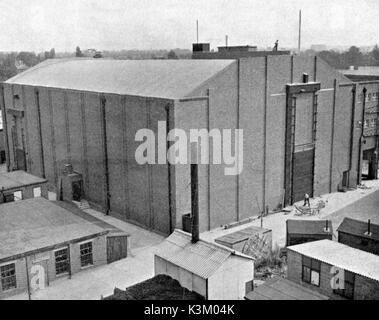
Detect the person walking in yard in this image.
<box><xmin>303</xmin><ymin>193</ymin><xmax>310</xmax><ymax>207</ymax></box>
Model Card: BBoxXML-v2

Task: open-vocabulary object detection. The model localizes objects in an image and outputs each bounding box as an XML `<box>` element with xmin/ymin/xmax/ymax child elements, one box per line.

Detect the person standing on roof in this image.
<box><xmin>303</xmin><ymin>193</ymin><xmax>310</xmax><ymax>207</ymax></box>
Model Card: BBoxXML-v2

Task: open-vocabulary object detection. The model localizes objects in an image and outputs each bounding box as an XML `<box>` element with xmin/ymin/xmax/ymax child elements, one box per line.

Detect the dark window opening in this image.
<box><xmin>302</xmin><ymin>256</ymin><xmax>320</xmax><ymax>286</ymax></box>
<box><xmin>80</xmin><ymin>242</ymin><xmax>93</xmax><ymax>268</ymax></box>
<box><xmin>1</xmin><ymin>263</ymin><xmax>17</xmax><ymax>291</ymax></box>
<box><xmin>55</xmin><ymin>248</ymin><xmax>69</xmax><ymax>275</ymax></box>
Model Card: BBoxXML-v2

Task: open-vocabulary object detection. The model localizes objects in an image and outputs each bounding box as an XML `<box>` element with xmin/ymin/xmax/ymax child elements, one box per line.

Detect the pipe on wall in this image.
<box><xmin>348</xmin><ymin>84</ymin><xmax>357</xmax><ymax>186</ymax></box>
<box><xmin>0</xmin><ymin>84</ymin><xmax>11</xmax><ymax>171</ymax></box>
<box><xmin>329</xmin><ymin>79</ymin><xmax>337</xmax><ymax>193</ymax></box>
<box><xmin>100</xmin><ymin>94</ymin><xmax>110</xmax><ymax>215</ymax></box>
<box><xmin>35</xmin><ymin>89</ymin><xmax>46</xmax><ymax>178</ymax></box>
<box><xmin>357</xmin><ymin>87</ymin><xmax>367</xmax><ymax>185</ymax></box>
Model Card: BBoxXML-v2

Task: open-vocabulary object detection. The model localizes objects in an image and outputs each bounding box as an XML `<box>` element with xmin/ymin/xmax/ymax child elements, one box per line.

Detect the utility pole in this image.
<box><xmin>298</xmin><ymin>10</ymin><xmax>302</xmax><ymax>54</ymax></box>
<box><xmin>196</xmin><ymin>20</ymin><xmax>199</xmax><ymax>44</ymax></box>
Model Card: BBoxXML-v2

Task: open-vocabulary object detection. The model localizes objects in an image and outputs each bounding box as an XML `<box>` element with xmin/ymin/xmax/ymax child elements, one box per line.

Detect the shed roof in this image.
<box><xmin>215</xmin><ymin>225</ymin><xmax>271</xmax><ymax>247</ymax></box>
<box><xmin>337</xmin><ymin>217</ymin><xmax>379</xmax><ymax>242</ymax></box>
<box><xmin>0</xmin><ymin>198</ymin><xmax>107</xmax><ymax>261</ymax></box>
<box><xmin>287</xmin><ymin>240</ymin><xmax>379</xmax><ymax>282</ymax></box>
<box><xmin>0</xmin><ymin>170</ymin><xmax>47</xmax><ymax>190</ymax></box>
<box><xmin>156</xmin><ymin>229</ymin><xmax>253</xmax><ymax>279</ymax></box>
<box><xmin>6</xmin><ymin>58</ymin><xmax>234</xmax><ymax>99</ymax></box>
<box><xmin>286</xmin><ymin>219</ymin><xmax>333</xmax><ymax>235</ymax></box>
<box><xmin>245</xmin><ymin>277</ymin><xmax>329</xmax><ymax>300</ymax></box>
<box><xmin>339</xmin><ymin>66</ymin><xmax>379</xmax><ymax>77</ymax></box>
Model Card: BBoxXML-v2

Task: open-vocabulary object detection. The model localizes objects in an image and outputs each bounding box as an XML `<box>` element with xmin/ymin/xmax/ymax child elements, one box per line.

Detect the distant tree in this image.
<box><xmin>16</xmin><ymin>51</ymin><xmax>39</xmax><ymax>66</ymax></box>
<box><xmin>50</xmin><ymin>48</ymin><xmax>56</xmax><ymax>59</ymax></box>
<box><xmin>345</xmin><ymin>46</ymin><xmax>363</xmax><ymax>68</ymax></box>
<box><xmin>167</xmin><ymin>50</ymin><xmax>178</xmax><ymax>59</ymax></box>
<box><xmin>76</xmin><ymin>46</ymin><xmax>83</xmax><ymax>57</ymax></box>
<box><xmin>371</xmin><ymin>44</ymin><xmax>379</xmax><ymax>66</ymax></box>
<box><xmin>0</xmin><ymin>53</ymin><xmax>18</xmax><ymax>81</ymax></box>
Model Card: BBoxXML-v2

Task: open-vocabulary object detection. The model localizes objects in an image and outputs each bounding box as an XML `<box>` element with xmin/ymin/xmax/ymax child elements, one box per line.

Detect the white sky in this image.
<box><xmin>0</xmin><ymin>0</ymin><xmax>378</xmax><ymax>52</ymax></box>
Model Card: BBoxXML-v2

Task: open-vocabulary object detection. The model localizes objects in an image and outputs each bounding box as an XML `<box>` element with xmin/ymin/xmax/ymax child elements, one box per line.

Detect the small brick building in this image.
<box><xmin>0</xmin><ymin>198</ymin><xmax>108</xmax><ymax>299</ymax></box>
<box><xmin>0</xmin><ymin>170</ymin><xmax>48</xmax><ymax>203</ymax></box>
<box><xmin>287</xmin><ymin>239</ymin><xmax>379</xmax><ymax>300</ymax></box>
<box><xmin>337</xmin><ymin>217</ymin><xmax>379</xmax><ymax>255</ymax></box>
<box><xmin>286</xmin><ymin>219</ymin><xmax>333</xmax><ymax>246</ymax></box>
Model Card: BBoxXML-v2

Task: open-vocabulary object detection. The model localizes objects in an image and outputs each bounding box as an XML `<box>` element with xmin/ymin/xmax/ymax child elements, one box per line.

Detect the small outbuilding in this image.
<box><xmin>215</xmin><ymin>225</ymin><xmax>272</xmax><ymax>260</ymax></box>
<box><xmin>154</xmin><ymin>229</ymin><xmax>254</xmax><ymax>300</ymax></box>
<box><xmin>0</xmin><ymin>170</ymin><xmax>48</xmax><ymax>203</ymax></box>
<box><xmin>337</xmin><ymin>217</ymin><xmax>379</xmax><ymax>255</ymax></box>
<box><xmin>286</xmin><ymin>219</ymin><xmax>333</xmax><ymax>246</ymax></box>
<box><xmin>0</xmin><ymin>197</ymin><xmax>109</xmax><ymax>299</ymax></box>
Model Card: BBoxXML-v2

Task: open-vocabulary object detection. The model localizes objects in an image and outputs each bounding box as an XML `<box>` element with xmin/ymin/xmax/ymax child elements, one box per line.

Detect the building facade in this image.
<box><xmin>287</xmin><ymin>240</ymin><xmax>379</xmax><ymax>300</ymax></box>
<box><xmin>0</xmin><ymin>198</ymin><xmax>108</xmax><ymax>299</ymax></box>
<box><xmin>0</xmin><ymin>56</ymin><xmax>364</xmax><ymax>235</ymax></box>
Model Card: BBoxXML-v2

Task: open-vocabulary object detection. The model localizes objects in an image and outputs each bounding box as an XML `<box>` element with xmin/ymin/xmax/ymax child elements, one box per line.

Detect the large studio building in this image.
<box><xmin>0</xmin><ymin>48</ymin><xmax>365</xmax><ymax>235</ymax></box>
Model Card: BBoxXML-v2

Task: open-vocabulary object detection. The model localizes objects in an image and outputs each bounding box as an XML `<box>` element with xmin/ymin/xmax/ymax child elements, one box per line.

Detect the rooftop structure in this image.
<box><xmin>287</xmin><ymin>239</ymin><xmax>379</xmax><ymax>282</ymax></box>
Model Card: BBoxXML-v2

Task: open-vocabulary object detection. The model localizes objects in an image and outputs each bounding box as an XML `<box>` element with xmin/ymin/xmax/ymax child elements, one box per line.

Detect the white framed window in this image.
<box><xmin>80</xmin><ymin>242</ymin><xmax>93</xmax><ymax>268</ymax></box>
<box><xmin>0</xmin><ymin>263</ymin><xmax>17</xmax><ymax>291</ymax></box>
<box><xmin>13</xmin><ymin>191</ymin><xmax>22</xmax><ymax>201</ymax></box>
<box><xmin>33</xmin><ymin>187</ymin><xmax>42</xmax><ymax>198</ymax></box>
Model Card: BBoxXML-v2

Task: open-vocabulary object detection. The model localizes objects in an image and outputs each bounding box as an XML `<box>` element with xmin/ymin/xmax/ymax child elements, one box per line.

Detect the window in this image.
<box><xmin>334</xmin><ymin>270</ymin><xmax>355</xmax><ymax>299</ymax></box>
<box><xmin>302</xmin><ymin>256</ymin><xmax>321</xmax><ymax>286</ymax></box>
<box><xmin>55</xmin><ymin>248</ymin><xmax>69</xmax><ymax>275</ymax></box>
<box><xmin>13</xmin><ymin>191</ymin><xmax>22</xmax><ymax>201</ymax></box>
<box><xmin>0</xmin><ymin>263</ymin><xmax>17</xmax><ymax>291</ymax></box>
<box><xmin>80</xmin><ymin>242</ymin><xmax>93</xmax><ymax>268</ymax></box>
<box><xmin>33</xmin><ymin>187</ymin><xmax>42</xmax><ymax>198</ymax></box>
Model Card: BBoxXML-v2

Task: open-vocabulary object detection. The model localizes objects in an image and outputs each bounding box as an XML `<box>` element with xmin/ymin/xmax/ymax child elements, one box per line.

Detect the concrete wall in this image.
<box><xmin>287</xmin><ymin>249</ymin><xmax>379</xmax><ymax>300</ymax></box>
<box><xmin>0</xmin><ymin>234</ymin><xmax>107</xmax><ymax>299</ymax></box>
<box><xmin>154</xmin><ymin>255</ymin><xmax>207</xmax><ymax>298</ymax></box>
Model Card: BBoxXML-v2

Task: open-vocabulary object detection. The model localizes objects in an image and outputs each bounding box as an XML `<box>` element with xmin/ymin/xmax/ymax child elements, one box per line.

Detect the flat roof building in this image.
<box><xmin>337</xmin><ymin>217</ymin><xmax>379</xmax><ymax>255</ymax></box>
<box><xmin>0</xmin><ymin>198</ymin><xmax>109</xmax><ymax>298</ymax></box>
<box><xmin>0</xmin><ymin>170</ymin><xmax>48</xmax><ymax>203</ymax></box>
<box><xmin>287</xmin><ymin>240</ymin><xmax>379</xmax><ymax>300</ymax></box>
<box><xmin>286</xmin><ymin>219</ymin><xmax>333</xmax><ymax>246</ymax></box>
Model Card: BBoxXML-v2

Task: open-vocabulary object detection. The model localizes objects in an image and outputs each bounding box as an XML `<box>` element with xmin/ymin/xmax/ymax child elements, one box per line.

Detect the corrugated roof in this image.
<box><xmin>287</xmin><ymin>239</ymin><xmax>379</xmax><ymax>282</ymax></box>
<box><xmin>245</xmin><ymin>277</ymin><xmax>329</xmax><ymax>300</ymax></box>
<box><xmin>287</xmin><ymin>219</ymin><xmax>333</xmax><ymax>235</ymax></box>
<box><xmin>6</xmin><ymin>58</ymin><xmax>234</xmax><ymax>99</ymax></box>
<box><xmin>337</xmin><ymin>217</ymin><xmax>379</xmax><ymax>242</ymax></box>
<box><xmin>156</xmin><ymin>230</ymin><xmax>252</xmax><ymax>279</ymax></box>
<box><xmin>0</xmin><ymin>170</ymin><xmax>47</xmax><ymax>190</ymax></box>
<box><xmin>0</xmin><ymin>198</ymin><xmax>107</xmax><ymax>261</ymax></box>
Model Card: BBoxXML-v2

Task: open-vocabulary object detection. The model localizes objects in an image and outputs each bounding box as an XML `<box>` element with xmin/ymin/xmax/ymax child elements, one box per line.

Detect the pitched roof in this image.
<box><xmin>287</xmin><ymin>239</ymin><xmax>379</xmax><ymax>282</ymax></box>
<box><xmin>156</xmin><ymin>229</ymin><xmax>253</xmax><ymax>279</ymax></box>
<box><xmin>0</xmin><ymin>170</ymin><xmax>47</xmax><ymax>190</ymax></box>
<box><xmin>337</xmin><ymin>217</ymin><xmax>379</xmax><ymax>242</ymax></box>
<box><xmin>6</xmin><ymin>58</ymin><xmax>234</xmax><ymax>99</ymax></box>
<box><xmin>245</xmin><ymin>277</ymin><xmax>329</xmax><ymax>300</ymax></box>
<box><xmin>286</xmin><ymin>219</ymin><xmax>333</xmax><ymax>235</ymax></box>
<box><xmin>0</xmin><ymin>198</ymin><xmax>107</xmax><ymax>261</ymax></box>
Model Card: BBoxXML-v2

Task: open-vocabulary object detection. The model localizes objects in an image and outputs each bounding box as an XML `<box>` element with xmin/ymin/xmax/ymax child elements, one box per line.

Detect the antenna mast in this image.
<box><xmin>196</xmin><ymin>20</ymin><xmax>199</xmax><ymax>44</ymax></box>
<box><xmin>298</xmin><ymin>10</ymin><xmax>302</xmax><ymax>54</ymax></box>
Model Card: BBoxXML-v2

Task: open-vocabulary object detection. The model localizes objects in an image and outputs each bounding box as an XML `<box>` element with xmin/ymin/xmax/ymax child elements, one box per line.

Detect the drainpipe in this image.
<box><xmin>100</xmin><ymin>95</ymin><xmax>110</xmax><ymax>215</ymax></box>
<box><xmin>35</xmin><ymin>89</ymin><xmax>46</xmax><ymax>178</ymax></box>
<box><xmin>348</xmin><ymin>84</ymin><xmax>357</xmax><ymax>186</ymax></box>
<box><xmin>357</xmin><ymin>87</ymin><xmax>367</xmax><ymax>185</ymax></box>
<box><xmin>0</xmin><ymin>84</ymin><xmax>11</xmax><ymax>171</ymax></box>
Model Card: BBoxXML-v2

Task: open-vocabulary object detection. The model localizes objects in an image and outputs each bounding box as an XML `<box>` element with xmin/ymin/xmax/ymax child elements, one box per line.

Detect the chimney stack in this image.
<box><xmin>191</xmin><ymin>164</ymin><xmax>199</xmax><ymax>243</ymax></box>
<box><xmin>368</xmin><ymin>219</ymin><xmax>371</xmax><ymax>235</ymax></box>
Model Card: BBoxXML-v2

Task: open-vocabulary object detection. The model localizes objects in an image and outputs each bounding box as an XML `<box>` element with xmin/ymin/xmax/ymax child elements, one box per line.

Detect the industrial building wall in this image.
<box><xmin>184</xmin><ymin>55</ymin><xmax>359</xmax><ymax>231</ymax></box>
<box><xmin>178</xmin><ymin>63</ymin><xmax>239</xmax><ymax>231</ymax></box>
<box><xmin>2</xmin><ymin>83</ymin><xmax>174</xmax><ymax>235</ymax></box>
